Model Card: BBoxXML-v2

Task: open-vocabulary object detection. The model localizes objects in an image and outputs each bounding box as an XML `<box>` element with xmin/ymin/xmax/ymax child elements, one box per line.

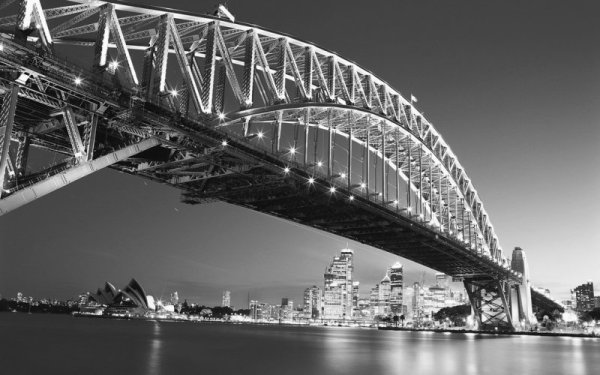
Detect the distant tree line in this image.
<box><xmin>433</xmin><ymin>304</ymin><xmax>471</xmax><ymax>326</ymax></box>
<box><xmin>179</xmin><ymin>301</ymin><xmax>250</xmax><ymax>318</ymax></box>
<box><xmin>579</xmin><ymin>308</ymin><xmax>600</xmax><ymax>322</ymax></box>
<box><xmin>0</xmin><ymin>299</ymin><xmax>77</xmax><ymax>314</ymax></box>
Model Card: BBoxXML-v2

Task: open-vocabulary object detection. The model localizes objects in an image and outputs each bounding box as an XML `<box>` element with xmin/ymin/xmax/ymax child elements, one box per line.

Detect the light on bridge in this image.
<box><xmin>349</xmin><ymin>195</ymin><xmax>354</xmax><ymax>201</ymax></box>
<box><xmin>393</xmin><ymin>200</ymin><xmax>398</xmax><ymax>205</ymax></box>
<box><xmin>340</xmin><ymin>173</ymin><xmax>346</xmax><ymax>179</ymax></box>
<box><xmin>407</xmin><ymin>207</ymin><xmax>412</xmax><ymax>213</ymax></box>
<box><xmin>289</xmin><ymin>147</ymin><xmax>296</xmax><ymax>155</ymax></box>
<box><xmin>74</xmin><ymin>77</ymin><xmax>82</xmax><ymax>86</ymax></box>
<box><xmin>360</xmin><ymin>182</ymin><xmax>366</xmax><ymax>189</ymax></box>
<box><xmin>218</xmin><ymin>112</ymin><xmax>226</xmax><ymax>120</ymax></box>
<box><xmin>109</xmin><ymin>60</ymin><xmax>119</xmax><ymax>70</ymax></box>
<box><xmin>170</xmin><ymin>89</ymin><xmax>178</xmax><ymax>97</ymax></box>
<box><xmin>0</xmin><ymin>44</ymin><xmax>4</xmax><ymax>51</ymax></box>
<box><xmin>257</xmin><ymin>131</ymin><xmax>264</xmax><ymax>139</ymax></box>
<box><xmin>221</xmin><ymin>140</ymin><xmax>228</xmax><ymax>146</ymax></box>
<box><xmin>283</xmin><ymin>167</ymin><xmax>290</xmax><ymax>174</ymax></box>
<box><xmin>308</xmin><ymin>177</ymin><xmax>315</xmax><ymax>184</ymax></box>
<box><xmin>317</xmin><ymin>161</ymin><xmax>323</xmax><ymax>167</ymax></box>
<box><xmin>329</xmin><ymin>187</ymin><xmax>336</xmax><ymax>193</ymax></box>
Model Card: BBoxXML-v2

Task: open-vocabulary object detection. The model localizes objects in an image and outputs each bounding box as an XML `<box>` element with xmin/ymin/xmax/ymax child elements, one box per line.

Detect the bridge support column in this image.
<box><xmin>464</xmin><ymin>278</ymin><xmax>514</xmax><ymax>331</ymax></box>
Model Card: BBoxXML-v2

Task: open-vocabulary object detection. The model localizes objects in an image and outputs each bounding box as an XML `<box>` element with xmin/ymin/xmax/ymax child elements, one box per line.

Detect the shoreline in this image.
<box><xmin>10</xmin><ymin>312</ymin><xmax>598</xmax><ymax>339</ymax></box>
<box><xmin>378</xmin><ymin>326</ymin><xmax>599</xmax><ymax>338</ymax></box>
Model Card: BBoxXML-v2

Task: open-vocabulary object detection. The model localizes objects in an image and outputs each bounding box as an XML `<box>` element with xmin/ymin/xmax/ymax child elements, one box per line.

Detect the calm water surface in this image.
<box><xmin>1</xmin><ymin>313</ymin><xmax>599</xmax><ymax>374</ymax></box>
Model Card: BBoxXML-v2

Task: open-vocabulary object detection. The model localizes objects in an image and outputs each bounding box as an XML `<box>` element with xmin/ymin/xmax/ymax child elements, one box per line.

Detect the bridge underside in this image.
<box><xmin>0</xmin><ymin>0</ymin><xmax>560</xmax><ymax>331</ymax></box>
<box><xmin>183</xmin><ymin>175</ymin><xmax>506</xmax><ymax>279</ymax></box>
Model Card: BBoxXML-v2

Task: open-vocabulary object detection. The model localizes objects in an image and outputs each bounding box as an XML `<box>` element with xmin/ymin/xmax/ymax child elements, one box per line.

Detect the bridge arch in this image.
<box><xmin>0</xmin><ymin>0</ymin><xmax>508</xmax><ymax>265</ymax></box>
<box><xmin>0</xmin><ymin>0</ymin><xmax>558</xmax><ymax>331</ymax></box>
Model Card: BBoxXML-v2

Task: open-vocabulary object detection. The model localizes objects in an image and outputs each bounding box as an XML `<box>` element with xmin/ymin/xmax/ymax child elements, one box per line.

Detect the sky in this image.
<box><xmin>1</xmin><ymin>0</ymin><xmax>599</xmax><ymax>306</ymax></box>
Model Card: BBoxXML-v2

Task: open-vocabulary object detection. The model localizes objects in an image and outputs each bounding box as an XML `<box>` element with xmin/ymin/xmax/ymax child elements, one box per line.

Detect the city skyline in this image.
<box><xmin>0</xmin><ymin>0</ymin><xmax>599</xmax><ymax>305</ymax></box>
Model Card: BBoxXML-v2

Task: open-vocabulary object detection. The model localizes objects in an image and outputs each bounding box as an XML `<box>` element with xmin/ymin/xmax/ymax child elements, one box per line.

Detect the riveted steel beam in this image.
<box><xmin>0</xmin><ymin>84</ymin><xmax>19</xmax><ymax>194</ymax></box>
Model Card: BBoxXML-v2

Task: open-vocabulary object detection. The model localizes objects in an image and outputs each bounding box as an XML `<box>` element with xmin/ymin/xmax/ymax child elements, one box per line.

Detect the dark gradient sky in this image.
<box><xmin>1</xmin><ymin>0</ymin><xmax>599</xmax><ymax>306</ymax></box>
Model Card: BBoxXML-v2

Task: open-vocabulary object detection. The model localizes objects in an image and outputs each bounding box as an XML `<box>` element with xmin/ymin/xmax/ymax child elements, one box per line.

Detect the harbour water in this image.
<box><xmin>1</xmin><ymin>313</ymin><xmax>599</xmax><ymax>374</ymax></box>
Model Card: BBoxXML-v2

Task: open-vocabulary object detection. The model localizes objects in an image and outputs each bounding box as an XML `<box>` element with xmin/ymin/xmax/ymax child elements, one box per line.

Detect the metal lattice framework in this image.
<box><xmin>0</xmin><ymin>0</ymin><xmax>552</xmax><ymax>329</ymax></box>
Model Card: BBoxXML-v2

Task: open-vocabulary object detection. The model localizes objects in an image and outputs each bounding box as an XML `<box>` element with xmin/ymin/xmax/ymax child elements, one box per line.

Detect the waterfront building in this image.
<box><xmin>412</xmin><ymin>282</ymin><xmax>424</xmax><ymax>321</ymax></box>
<box><xmin>170</xmin><ymin>291</ymin><xmax>179</xmax><ymax>305</ymax></box>
<box><xmin>369</xmin><ymin>284</ymin><xmax>380</xmax><ymax>317</ymax></box>
<box><xmin>378</xmin><ymin>273</ymin><xmax>391</xmax><ymax>315</ymax></box>
<box><xmin>323</xmin><ymin>248</ymin><xmax>354</xmax><ymax>319</ymax></box>
<box><xmin>352</xmin><ymin>282</ymin><xmax>360</xmax><ymax>317</ymax></box>
<box><xmin>222</xmin><ymin>290</ymin><xmax>231</xmax><ymax>307</ymax></box>
<box><xmin>574</xmin><ymin>281</ymin><xmax>595</xmax><ymax>312</ymax></box>
<box><xmin>303</xmin><ymin>286</ymin><xmax>322</xmax><ymax>319</ymax></box>
<box><xmin>250</xmin><ymin>300</ymin><xmax>262</xmax><ymax>320</ymax></box>
<box><xmin>352</xmin><ymin>282</ymin><xmax>360</xmax><ymax>308</ymax></box>
<box><xmin>280</xmin><ymin>298</ymin><xmax>293</xmax><ymax>320</ymax></box>
<box><xmin>369</xmin><ymin>272</ymin><xmax>392</xmax><ymax>317</ymax></box>
<box><xmin>389</xmin><ymin>263</ymin><xmax>403</xmax><ymax>315</ymax></box>
<box><xmin>91</xmin><ymin>279</ymin><xmax>153</xmax><ymax>317</ymax></box>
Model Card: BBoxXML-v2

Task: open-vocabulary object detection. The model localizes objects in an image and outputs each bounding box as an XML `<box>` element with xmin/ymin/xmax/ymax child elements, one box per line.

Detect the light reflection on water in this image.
<box><xmin>1</xmin><ymin>314</ymin><xmax>599</xmax><ymax>375</ymax></box>
<box><xmin>146</xmin><ymin>322</ymin><xmax>162</xmax><ymax>375</ymax></box>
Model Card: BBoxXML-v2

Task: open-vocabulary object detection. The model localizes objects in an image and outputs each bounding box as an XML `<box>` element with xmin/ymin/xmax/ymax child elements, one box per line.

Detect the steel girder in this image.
<box><xmin>0</xmin><ymin>1</ymin><xmax>531</xmax><ymax>293</ymax></box>
<box><xmin>0</xmin><ymin>84</ymin><xmax>19</xmax><ymax>195</ymax></box>
<box><xmin>0</xmin><ymin>0</ymin><xmax>509</xmax><ymax>269</ymax></box>
<box><xmin>0</xmin><ymin>137</ymin><xmax>161</xmax><ymax>214</ymax></box>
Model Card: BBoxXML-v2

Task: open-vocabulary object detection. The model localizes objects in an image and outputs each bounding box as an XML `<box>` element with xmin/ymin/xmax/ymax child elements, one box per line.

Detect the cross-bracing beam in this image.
<box><xmin>0</xmin><ymin>137</ymin><xmax>160</xmax><ymax>215</ymax></box>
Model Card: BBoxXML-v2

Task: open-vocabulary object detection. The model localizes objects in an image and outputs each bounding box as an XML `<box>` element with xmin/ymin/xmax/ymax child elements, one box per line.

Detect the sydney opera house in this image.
<box><xmin>88</xmin><ymin>279</ymin><xmax>156</xmax><ymax>317</ymax></box>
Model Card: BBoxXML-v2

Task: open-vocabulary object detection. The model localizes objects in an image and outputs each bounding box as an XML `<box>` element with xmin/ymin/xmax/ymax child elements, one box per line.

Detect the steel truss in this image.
<box><xmin>0</xmin><ymin>1</ymin><xmax>544</xmax><ymax>318</ymax></box>
<box><xmin>464</xmin><ymin>278</ymin><xmax>515</xmax><ymax>331</ymax></box>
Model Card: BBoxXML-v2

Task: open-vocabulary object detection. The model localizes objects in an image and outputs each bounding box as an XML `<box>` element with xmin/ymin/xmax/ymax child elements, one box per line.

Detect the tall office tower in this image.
<box><xmin>412</xmin><ymin>282</ymin><xmax>423</xmax><ymax>321</ymax></box>
<box><xmin>352</xmin><ymin>281</ymin><xmax>360</xmax><ymax>316</ymax></box>
<box><xmin>378</xmin><ymin>273</ymin><xmax>391</xmax><ymax>315</ymax></box>
<box><xmin>222</xmin><ymin>290</ymin><xmax>231</xmax><ymax>307</ymax></box>
<box><xmin>323</xmin><ymin>248</ymin><xmax>354</xmax><ymax>319</ymax></box>
<box><xmin>574</xmin><ymin>281</ymin><xmax>595</xmax><ymax>312</ymax></box>
<box><xmin>303</xmin><ymin>285</ymin><xmax>322</xmax><ymax>318</ymax></box>
<box><xmin>389</xmin><ymin>262</ymin><xmax>403</xmax><ymax>315</ymax></box>
<box><xmin>369</xmin><ymin>284</ymin><xmax>380</xmax><ymax>317</ymax></box>
<box><xmin>170</xmin><ymin>291</ymin><xmax>179</xmax><ymax>305</ymax></box>
<box><xmin>249</xmin><ymin>300</ymin><xmax>261</xmax><ymax>320</ymax></box>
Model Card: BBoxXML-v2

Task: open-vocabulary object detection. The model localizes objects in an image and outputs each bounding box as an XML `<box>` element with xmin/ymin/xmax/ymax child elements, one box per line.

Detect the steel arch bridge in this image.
<box><xmin>0</xmin><ymin>0</ymin><xmax>553</xmax><ymax>330</ymax></box>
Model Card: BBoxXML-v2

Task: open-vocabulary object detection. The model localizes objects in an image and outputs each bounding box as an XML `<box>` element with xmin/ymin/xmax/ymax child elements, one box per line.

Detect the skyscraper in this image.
<box><xmin>222</xmin><ymin>290</ymin><xmax>231</xmax><ymax>307</ymax></box>
<box><xmin>352</xmin><ymin>281</ymin><xmax>360</xmax><ymax>316</ymax></box>
<box><xmin>369</xmin><ymin>272</ymin><xmax>392</xmax><ymax>316</ymax></box>
<box><xmin>170</xmin><ymin>291</ymin><xmax>179</xmax><ymax>305</ymax></box>
<box><xmin>323</xmin><ymin>248</ymin><xmax>354</xmax><ymax>319</ymax></box>
<box><xmin>378</xmin><ymin>273</ymin><xmax>391</xmax><ymax>315</ymax></box>
<box><xmin>574</xmin><ymin>281</ymin><xmax>595</xmax><ymax>312</ymax></box>
<box><xmin>389</xmin><ymin>262</ymin><xmax>403</xmax><ymax>315</ymax></box>
<box><xmin>303</xmin><ymin>286</ymin><xmax>322</xmax><ymax>319</ymax></box>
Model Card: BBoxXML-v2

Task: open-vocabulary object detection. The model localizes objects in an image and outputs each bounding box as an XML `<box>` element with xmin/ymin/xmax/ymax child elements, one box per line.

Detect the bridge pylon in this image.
<box><xmin>464</xmin><ymin>247</ymin><xmax>536</xmax><ymax>332</ymax></box>
<box><xmin>509</xmin><ymin>247</ymin><xmax>536</xmax><ymax>329</ymax></box>
<box><xmin>464</xmin><ymin>277</ymin><xmax>515</xmax><ymax>331</ymax></box>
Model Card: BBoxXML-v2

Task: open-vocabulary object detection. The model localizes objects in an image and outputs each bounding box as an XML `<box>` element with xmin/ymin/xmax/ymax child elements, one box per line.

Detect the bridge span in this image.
<box><xmin>0</xmin><ymin>0</ymin><xmax>558</xmax><ymax>330</ymax></box>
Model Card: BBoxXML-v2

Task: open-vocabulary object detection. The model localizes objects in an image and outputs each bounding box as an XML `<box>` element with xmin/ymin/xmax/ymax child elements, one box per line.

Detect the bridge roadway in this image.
<box><xmin>0</xmin><ymin>0</ymin><xmax>562</xmax><ymax>329</ymax></box>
